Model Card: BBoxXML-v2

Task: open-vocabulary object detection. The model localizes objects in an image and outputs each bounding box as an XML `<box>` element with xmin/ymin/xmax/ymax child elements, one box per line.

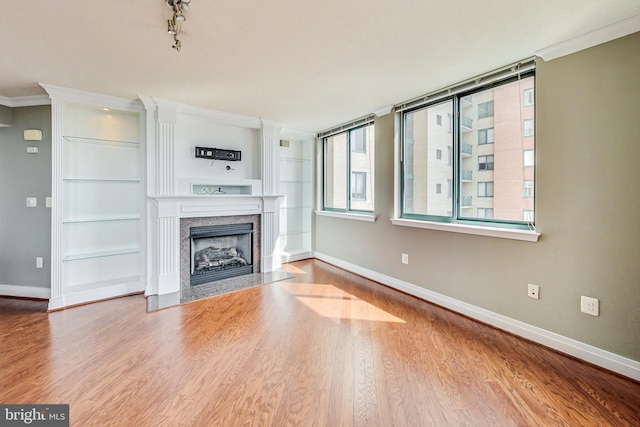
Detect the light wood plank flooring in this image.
<box><xmin>1</xmin><ymin>259</ymin><xmax>638</xmax><ymax>426</ymax></box>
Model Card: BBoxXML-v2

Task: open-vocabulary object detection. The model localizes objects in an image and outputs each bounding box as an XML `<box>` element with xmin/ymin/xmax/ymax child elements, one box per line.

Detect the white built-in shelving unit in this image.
<box><xmin>279</xmin><ymin>139</ymin><xmax>313</xmax><ymax>261</ymax></box>
<box><xmin>43</xmin><ymin>84</ymin><xmax>146</xmax><ymax>310</ymax></box>
<box><xmin>61</xmin><ymin>135</ymin><xmax>141</xmax><ymax>292</ymax></box>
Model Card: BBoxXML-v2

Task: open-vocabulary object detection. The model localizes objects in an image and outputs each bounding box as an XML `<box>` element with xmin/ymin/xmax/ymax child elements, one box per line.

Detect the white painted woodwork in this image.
<box><xmin>41</xmin><ymin>85</ymin><xmax>146</xmax><ymax>310</ymax></box>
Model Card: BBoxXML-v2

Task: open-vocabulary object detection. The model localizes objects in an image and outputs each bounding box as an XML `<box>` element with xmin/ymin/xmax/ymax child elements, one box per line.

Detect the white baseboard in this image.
<box><xmin>48</xmin><ymin>282</ymin><xmax>143</xmax><ymax>310</ymax></box>
<box><xmin>314</xmin><ymin>252</ymin><xmax>640</xmax><ymax>381</ymax></box>
<box><xmin>0</xmin><ymin>284</ymin><xmax>50</xmax><ymax>299</ymax></box>
<box><xmin>281</xmin><ymin>250</ymin><xmax>313</xmax><ymax>264</ymax></box>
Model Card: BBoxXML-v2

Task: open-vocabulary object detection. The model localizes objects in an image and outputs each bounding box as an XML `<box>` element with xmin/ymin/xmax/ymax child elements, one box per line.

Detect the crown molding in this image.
<box><xmin>0</xmin><ymin>95</ymin><xmax>51</xmax><ymax>107</ymax></box>
<box><xmin>373</xmin><ymin>104</ymin><xmax>393</xmax><ymax>117</ymax></box>
<box><xmin>536</xmin><ymin>14</ymin><xmax>640</xmax><ymax>61</ymax></box>
<box><xmin>280</xmin><ymin>127</ymin><xmax>316</xmax><ymax>141</ymax></box>
<box><xmin>39</xmin><ymin>83</ymin><xmax>144</xmax><ymax>112</ymax></box>
<box><xmin>178</xmin><ymin>104</ymin><xmax>262</xmax><ymax>129</ymax></box>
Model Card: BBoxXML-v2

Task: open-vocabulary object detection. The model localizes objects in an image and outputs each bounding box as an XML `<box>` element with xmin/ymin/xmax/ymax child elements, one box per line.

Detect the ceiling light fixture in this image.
<box><xmin>165</xmin><ymin>0</ymin><xmax>191</xmax><ymax>52</ymax></box>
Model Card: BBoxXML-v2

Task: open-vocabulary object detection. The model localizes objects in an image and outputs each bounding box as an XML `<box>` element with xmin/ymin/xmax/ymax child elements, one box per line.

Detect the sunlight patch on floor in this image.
<box><xmin>280</xmin><ymin>263</ymin><xmax>309</xmax><ymax>275</ymax></box>
<box><xmin>277</xmin><ymin>282</ymin><xmax>405</xmax><ymax>323</ymax></box>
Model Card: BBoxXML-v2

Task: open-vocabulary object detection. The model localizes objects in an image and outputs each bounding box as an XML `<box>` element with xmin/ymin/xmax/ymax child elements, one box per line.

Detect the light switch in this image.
<box><xmin>26</xmin><ymin>197</ymin><xmax>37</xmax><ymax>207</ymax></box>
<box><xmin>46</xmin><ymin>197</ymin><xmax>52</xmax><ymax>208</ymax></box>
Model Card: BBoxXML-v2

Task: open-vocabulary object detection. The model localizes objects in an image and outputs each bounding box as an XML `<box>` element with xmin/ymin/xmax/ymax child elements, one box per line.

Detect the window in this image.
<box><xmin>524</xmin><ymin>119</ymin><xmax>535</xmax><ymax>137</ymax></box>
<box><xmin>400</xmin><ymin>69</ymin><xmax>535</xmax><ymax>228</ymax></box>
<box><xmin>436</xmin><ymin>114</ymin><xmax>442</xmax><ymax>126</ymax></box>
<box><xmin>524</xmin><ymin>150</ymin><xmax>535</xmax><ymax>167</ymax></box>
<box><xmin>523</xmin><ymin>88</ymin><xmax>534</xmax><ymax>107</ymax></box>
<box><xmin>478</xmin><ymin>101</ymin><xmax>494</xmax><ymax>119</ymax></box>
<box><xmin>351</xmin><ymin>172</ymin><xmax>366</xmax><ymax>200</ymax></box>
<box><xmin>478</xmin><ymin>128</ymin><xmax>494</xmax><ymax>145</ymax></box>
<box><xmin>478</xmin><ymin>208</ymin><xmax>494</xmax><ymax>219</ymax></box>
<box><xmin>478</xmin><ymin>182</ymin><xmax>494</xmax><ymax>197</ymax></box>
<box><xmin>351</xmin><ymin>127</ymin><xmax>367</xmax><ymax>153</ymax></box>
<box><xmin>402</xmin><ymin>100</ymin><xmax>453</xmax><ymax>216</ymax></box>
<box><xmin>323</xmin><ymin>122</ymin><xmax>375</xmax><ymax>213</ymax></box>
<box><xmin>436</xmin><ymin>149</ymin><xmax>442</xmax><ymax>160</ymax></box>
<box><xmin>478</xmin><ymin>155</ymin><xmax>494</xmax><ymax>171</ymax></box>
<box><xmin>523</xmin><ymin>180</ymin><xmax>534</xmax><ymax>198</ymax></box>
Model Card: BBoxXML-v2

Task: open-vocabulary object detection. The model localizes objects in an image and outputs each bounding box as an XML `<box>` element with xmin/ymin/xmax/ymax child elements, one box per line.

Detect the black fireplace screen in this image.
<box><xmin>190</xmin><ymin>223</ymin><xmax>253</xmax><ymax>285</ymax></box>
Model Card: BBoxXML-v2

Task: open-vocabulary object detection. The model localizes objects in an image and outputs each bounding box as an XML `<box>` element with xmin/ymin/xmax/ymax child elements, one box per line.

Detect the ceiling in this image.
<box><xmin>1</xmin><ymin>1</ymin><xmax>638</xmax><ymax>132</ymax></box>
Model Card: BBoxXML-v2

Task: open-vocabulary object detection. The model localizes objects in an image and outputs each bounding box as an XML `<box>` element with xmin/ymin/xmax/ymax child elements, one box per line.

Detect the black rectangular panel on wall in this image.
<box><xmin>195</xmin><ymin>146</ymin><xmax>241</xmax><ymax>161</ymax></box>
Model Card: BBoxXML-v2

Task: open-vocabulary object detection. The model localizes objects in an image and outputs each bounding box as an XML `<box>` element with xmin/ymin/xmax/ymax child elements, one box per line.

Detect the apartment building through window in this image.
<box><xmin>322</xmin><ymin>121</ymin><xmax>375</xmax><ymax>213</ymax></box>
<box><xmin>399</xmin><ymin>61</ymin><xmax>535</xmax><ymax>228</ymax></box>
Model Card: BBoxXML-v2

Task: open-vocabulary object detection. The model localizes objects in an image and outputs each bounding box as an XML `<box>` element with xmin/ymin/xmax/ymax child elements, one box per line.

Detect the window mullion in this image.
<box><xmin>453</xmin><ymin>96</ymin><xmax>461</xmax><ymax>221</ymax></box>
<box><xmin>347</xmin><ymin>130</ymin><xmax>352</xmax><ymax>212</ymax></box>
<box><xmin>322</xmin><ymin>140</ymin><xmax>328</xmax><ymax>210</ymax></box>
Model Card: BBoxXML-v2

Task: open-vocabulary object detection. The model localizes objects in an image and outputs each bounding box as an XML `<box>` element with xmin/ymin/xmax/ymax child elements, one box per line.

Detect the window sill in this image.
<box><xmin>390</xmin><ymin>218</ymin><xmax>540</xmax><ymax>242</ymax></box>
<box><xmin>316</xmin><ymin>210</ymin><xmax>377</xmax><ymax>222</ymax></box>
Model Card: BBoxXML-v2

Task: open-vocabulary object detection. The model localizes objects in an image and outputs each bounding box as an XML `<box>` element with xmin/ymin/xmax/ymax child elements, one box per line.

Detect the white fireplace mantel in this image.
<box><xmin>148</xmin><ymin>194</ymin><xmax>282</xmax><ymax>296</ymax></box>
<box><xmin>150</xmin><ymin>194</ymin><xmax>281</xmax><ymax>219</ymax></box>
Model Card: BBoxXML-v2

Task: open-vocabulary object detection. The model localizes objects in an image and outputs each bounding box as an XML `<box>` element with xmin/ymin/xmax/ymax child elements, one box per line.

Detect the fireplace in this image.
<box><xmin>190</xmin><ymin>223</ymin><xmax>253</xmax><ymax>285</ymax></box>
<box><xmin>179</xmin><ymin>214</ymin><xmax>261</xmax><ymax>297</ymax></box>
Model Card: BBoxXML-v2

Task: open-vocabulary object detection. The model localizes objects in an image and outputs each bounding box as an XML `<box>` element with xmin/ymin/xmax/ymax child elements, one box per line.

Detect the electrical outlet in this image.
<box><xmin>581</xmin><ymin>296</ymin><xmax>599</xmax><ymax>316</ymax></box>
<box><xmin>528</xmin><ymin>284</ymin><xmax>539</xmax><ymax>299</ymax></box>
<box><xmin>401</xmin><ymin>253</ymin><xmax>409</xmax><ymax>264</ymax></box>
<box><xmin>26</xmin><ymin>197</ymin><xmax>37</xmax><ymax>207</ymax></box>
<box><xmin>36</xmin><ymin>257</ymin><xmax>43</xmax><ymax>269</ymax></box>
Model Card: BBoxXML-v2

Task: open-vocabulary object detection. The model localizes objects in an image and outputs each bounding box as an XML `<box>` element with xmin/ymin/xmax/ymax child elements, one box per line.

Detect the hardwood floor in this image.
<box><xmin>1</xmin><ymin>259</ymin><xmax>638</xmax><ymax>426</ymax></box>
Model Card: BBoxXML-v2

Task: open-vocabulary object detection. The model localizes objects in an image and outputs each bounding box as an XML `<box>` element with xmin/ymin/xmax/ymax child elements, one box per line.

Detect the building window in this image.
<box><xmin>478</xmin><ymin>182</ymin><xmax>494</xmax><ymax>197</ymax></box>
<box><xmin>523</xmin><ymin>180</ymin><xmax>534</xmax><ymax>198</ymax></box>
<box><xmin>524</xmin><ymin>150</ymin><xmax>535</xmax><ymax>167</ymax></box>
<box><xmin>478</xmin><ymin>128</ymin><xmax>494</xmax><ymax>145</ymax></box>
<box><xmin>523</xmin><ymin>88</ymin><xmax>534</xmax><ymax>107</ymax></box>
<box><xmin>436</xmin><ymin>114</ymin><xmax>442</xmax><ymax>126</ymax></box>
<box><xmin>436</xmin><ymin>149</ymin><xmax>442</xmax><ymax>160</ymax></box>
<box><xmin>323</xmin><ymin>122</ymin><xmax>375</xmax><ymax>213</ymax></box>
<box><xmin>478</xmin><ymin>101</ymin><xmax>494</xmax><ymax>119</ymax></box>
<box><xmin>524</xmin><ymin>119</ymin><xmax>535</xmax><ymax>137</ymax></box>
<box><xmin>400</xmin><ymin>68</ymin><xmax>535</xmax><ymax>227</ymax></box>
<box><xmin>351</xmin><ymin>127</ymin><xmax>367</xmax><ymax>153</ymax></box>
<box><xmin>478</xmin><ymin>155</ymin><xmax>494</xmax><ymax>171</ymax></box>
<box><xmin>478</xmin><ymin>208</ymin><xmax>494</xmax><ymax>219</ymax></box>
<box><xmin>351</xmin><ymin>172</ymin><xmax>366</xmax><ymax>200</ymax></box>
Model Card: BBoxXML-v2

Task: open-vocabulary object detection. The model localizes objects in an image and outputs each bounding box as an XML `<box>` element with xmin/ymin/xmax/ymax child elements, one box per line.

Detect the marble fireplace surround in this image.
<box><xmin>149</xmin><ymin>194</ymin><xmax>281</xmax><ymax>298</ymax></box>
<box><xmin>180</xmin><ymin>214</ymin><xmax>260</xmax><ymax>300</ymax></box>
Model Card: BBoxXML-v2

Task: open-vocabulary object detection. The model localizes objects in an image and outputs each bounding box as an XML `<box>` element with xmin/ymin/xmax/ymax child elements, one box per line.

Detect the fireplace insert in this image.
<box><xmin>189</xmin><ymin>223</ymin><xmax>253</xmax><ymax>285</ymax></box>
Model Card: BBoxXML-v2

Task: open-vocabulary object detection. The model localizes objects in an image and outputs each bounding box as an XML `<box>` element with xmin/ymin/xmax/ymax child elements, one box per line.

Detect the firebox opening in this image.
<box><xmin>190</xmin><ymin>223</ymin><xmax>254</xmax><ymax>286</ymax></box>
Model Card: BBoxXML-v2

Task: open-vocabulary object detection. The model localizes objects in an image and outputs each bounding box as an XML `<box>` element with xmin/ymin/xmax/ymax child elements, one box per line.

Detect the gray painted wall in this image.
<box><xmin>0</xmin><ymin>105</ymin><xmax>52</xmax><ymax>288</ymax></box>
<box><xmin>0</xmin><ymin>105</ymin><xmax>13</xmax><ymax>127</ymax></box>
<box><xmin>315</xmin><ymin>32</ymin><xmax>640</xmax><ymax>361</ymax></box>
